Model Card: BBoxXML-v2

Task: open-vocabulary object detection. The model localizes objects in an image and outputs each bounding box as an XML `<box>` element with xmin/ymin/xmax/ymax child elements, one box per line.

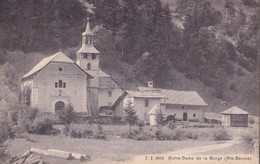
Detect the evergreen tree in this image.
<box><xmin>123</xmin><ymin>97</ymin><xmax>138</xmax><ymax>133</ymax></box>
<box><xmin>155</xmin><ymin>109</ymin><xmax>166</xmax><ymax>127</ymax></box>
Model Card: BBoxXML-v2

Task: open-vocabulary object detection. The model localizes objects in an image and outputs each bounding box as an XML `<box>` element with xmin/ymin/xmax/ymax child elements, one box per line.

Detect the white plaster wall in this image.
<box><xmin>164</xmin><ymin>104</ymin><xmax>205</xmax><ymax>122</ymax></box>
<box><xmin>28</xmin><ymin>62</ymin><xmax>89</xmax><ymax>114</ymax></box>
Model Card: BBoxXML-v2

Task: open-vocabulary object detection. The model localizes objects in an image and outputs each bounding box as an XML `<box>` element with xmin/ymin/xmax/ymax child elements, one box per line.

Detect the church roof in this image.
<box><xmin>82</xmin><ymin>18</ymin><xmax>94</xmax><ymax>36</ymax></box>
<box><xmin>77</xmin><ymin>45</ymin><xmax>99</xmax><ymax>54</ymax></box>
<box><xmin>148</xmin><ymin>104</ymin><xmax>167</xmax><ymax>115</ymax></box>
<box><xmin>221</xmin><ymin>106</ymin><xmax>249</xmax><ymax>115</ymax></box>
<box><xmin>22</xmin><ymin>52</ymin><xmax>92</xmax><ymax>79</ymax></box>
<box><xmin>77</xmin><ymin>45</ymin><xmax>100</xmax><ymax>54</ymax></box>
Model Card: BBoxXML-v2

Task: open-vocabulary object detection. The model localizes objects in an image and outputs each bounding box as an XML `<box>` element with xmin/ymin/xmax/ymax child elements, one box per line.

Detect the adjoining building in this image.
<box><xmin>221</xmin><ymin>106</ymin><xmax>249</xmax><ymax>127</ymax></box>
<box><xmin>160</xmin><ymin>89</ymin><xmax>207</xmax><ymax>122</ymax></box>
<box><xmin>138</xmin><ymin>84</ymin><xmax>207</xmax><ymax>123</ymax></box>
<box><xmin>112</xmin><ymin>82</ymin><xmax>207</xmax><ymax>125</ymax></box>
<box><xmin>112</xmin><ymin>90</ymin><xmax>164</xmax><ymax>123</ymax></box>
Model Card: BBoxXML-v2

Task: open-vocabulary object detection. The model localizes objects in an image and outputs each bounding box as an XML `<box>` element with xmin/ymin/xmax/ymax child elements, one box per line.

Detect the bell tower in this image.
<box><xmin>76</xmin><ymin>18</ymin><xmax>100</xmax><ymax>115</ymax></box>
<box><xmin>76</xmin><ymin>18</ymin><xmax>100</xmax><ymax>73</ymax></box>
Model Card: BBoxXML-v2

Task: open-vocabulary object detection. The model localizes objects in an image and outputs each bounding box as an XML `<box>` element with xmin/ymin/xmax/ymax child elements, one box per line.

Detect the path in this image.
<box><xmin>88</xmin><ymin>137</ymin><xmax>258</xmax><ymax>164</ymax></box>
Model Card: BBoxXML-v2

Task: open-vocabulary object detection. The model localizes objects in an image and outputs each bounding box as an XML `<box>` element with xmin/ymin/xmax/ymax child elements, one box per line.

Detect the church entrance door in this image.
<box><xmin>55</xmin><ymin>101</ymin><xmax>65</xmax><ymax>112</ymax></box>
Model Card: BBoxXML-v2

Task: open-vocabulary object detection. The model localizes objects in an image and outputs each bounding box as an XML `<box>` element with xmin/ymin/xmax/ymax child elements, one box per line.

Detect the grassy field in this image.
<box><xmin>7</xmin><ymin>134</ymin><xmax>217</xmax><ymax>162</ymax></box>
<box><xmin>6</xmin><ymin>123</ymin><xmax>258</xmax><ymax>163</ymax></box>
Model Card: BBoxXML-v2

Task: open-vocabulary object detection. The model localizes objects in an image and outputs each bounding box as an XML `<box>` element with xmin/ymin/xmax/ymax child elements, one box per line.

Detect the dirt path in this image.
<box><xmin>89</xmin><ymin>137</ymin><xmax>258</xmax><ymax>164</ymax></box>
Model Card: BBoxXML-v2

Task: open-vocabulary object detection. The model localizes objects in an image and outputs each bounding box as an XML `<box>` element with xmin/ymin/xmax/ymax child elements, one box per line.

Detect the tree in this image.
<box><xmin>123</xmin><ymin>96</ymin><xmax>138</xmax><ymax>133</ymax></box>
<box><xmin>155</xmin><ymin>109</ymin><xmax>166</xmax><ymax>127</ymax></box>
<box><xmin>57</xmin><ymin>104</ymin><xmax>76</xmax><ymax>127</ymax></box>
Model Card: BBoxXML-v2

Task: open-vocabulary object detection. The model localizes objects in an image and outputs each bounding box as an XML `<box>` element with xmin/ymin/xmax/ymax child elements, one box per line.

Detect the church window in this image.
<box><xmin>59</xmin><ymin>67</ymin><xmax>62</xmax><ymax>71</ymax></box>
<box><xmin>83</xmin><ymin>53</ymin><xmax>88</xmax><ymax>59</ymax></box>
<box><xmin>92</xmin><ymin>54</ymin><xmax>96</xmax><ymax>59</ymax></box>
<box><xmin>59</xmin><ymin>80</ymin><xmax>62</xmax><ymax>88</ymax></box>
<box><xmin>108</xmin><ymin>91</ymin><xmax>112</xmax><ymax>97</ymax></box>
<box><xmin>63</xmin><ymin>82</ymin><xmax>66</xmax><ymax>88</ymax></box>
<box><xmin>193</xmin><ymin>114</ymin><xmax>196</xmax><ymax>117</ymax></box>
<box><xmin>145</xmin><ymin>99</ymin><xmax>149</xmax><ymax>107</ymax></box>
<box><xmin>55</xmin><ymin>82</ymin><xmax>58</xmax><ymax>88</ymax></box>
<box><xmin>87</xmin><ymin>63</ymin><xmax>91</xmax><ymax>70</ymax></box>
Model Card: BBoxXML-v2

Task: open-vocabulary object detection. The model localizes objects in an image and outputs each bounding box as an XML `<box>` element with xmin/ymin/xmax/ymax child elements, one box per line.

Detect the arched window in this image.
<box><xmin>87</xmin><ymin>63</ymin><xmax>91</xmax><ymax>70</ymax></box>
<box><xmin>59</xmin><ymin>80</ymin><xmax>62</xmax><ymax>88</ymax></box>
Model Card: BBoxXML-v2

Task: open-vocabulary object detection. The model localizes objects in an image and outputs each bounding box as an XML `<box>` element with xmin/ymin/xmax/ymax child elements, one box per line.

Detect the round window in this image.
<box><xmin>59</xmin><ymin>68</ymin><xmax>62</xmax><ymax>71</ymax></box>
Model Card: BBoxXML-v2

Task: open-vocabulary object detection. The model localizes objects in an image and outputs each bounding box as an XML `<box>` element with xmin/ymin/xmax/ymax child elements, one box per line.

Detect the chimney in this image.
<box><xmin>148</xmin><ymin>81</ymin><xmax>153</xmax><ymax>88</ymax></box>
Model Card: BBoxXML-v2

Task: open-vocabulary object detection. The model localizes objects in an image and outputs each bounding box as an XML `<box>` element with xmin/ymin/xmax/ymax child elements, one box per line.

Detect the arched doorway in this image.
<box><xmin>55</xmin><ymin>101</ymin><xmax>65</xmax><ymax>112</ymax></box>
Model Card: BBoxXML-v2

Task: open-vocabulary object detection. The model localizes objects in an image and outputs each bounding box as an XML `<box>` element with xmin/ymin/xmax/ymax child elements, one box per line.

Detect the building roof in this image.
<box><xmin>221</xmin><ymin>106</ymin><xmax>249</xmax><ymax>114</ymax></box>
<box><xmin>22</xmin><ymin>52</ymin><xmax>92</xmax><ymax>79</ymax></box>
<box><xmin>82</xmin><ymin>18</ymin><xmax>94</xmax><ymax>36</ymax></box>
<box><xmin>126</xmin><ymin>90</ymin><xmax>164</xmax><ymax>98</ymax></box>
<box><xmin>110</xmin><ymin>90</ymin><xmax>163</xmax><ymax>110</ymax></box>
<box><xmin>148</xmin><ymin>104</ymin><xmax>167</xmax><ymax>115</ymax></box>
<box><xmin>77</xmin><ymin>45</ymin><xmax>100</xmax><ymax>54</ymax></box>
<box><xmin>139</xmin><ymin>86</ymin><xmax>207</xmax><ymax>106</ymax></box>
<box><xmin>161</xmin><ymin>89</ymin><xmax>208</xmax><ymax>106</ymax></box>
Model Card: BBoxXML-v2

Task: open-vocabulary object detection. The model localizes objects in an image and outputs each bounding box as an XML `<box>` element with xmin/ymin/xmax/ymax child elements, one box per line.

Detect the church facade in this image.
<box><xmin>22</xmin><ymin>19</ymin><xmax>123</xmax><ymax>115</ymax></box>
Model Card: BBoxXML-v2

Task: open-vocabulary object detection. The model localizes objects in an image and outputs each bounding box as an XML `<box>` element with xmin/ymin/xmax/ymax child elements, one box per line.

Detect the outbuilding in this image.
<box><xmin>148</xmin><ymin>104</ymin><xmax>167</xmax><ymax>126</ymax></box>
<box><xmin>221</xmin><ymin>106</ymin><xmax>249</xmax><ymax>127</ymax></box>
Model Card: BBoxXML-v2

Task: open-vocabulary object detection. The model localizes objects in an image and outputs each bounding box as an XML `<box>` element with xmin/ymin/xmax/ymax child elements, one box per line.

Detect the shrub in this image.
<box><xmin>213</xmin><ymin>128</ymin><xmax>230</xmax><ymax>140</ymax></box>
<box><xmin>0</xmin><ymin>115</ymin><xmax>15</xmax><ymax>163</ymax></box>
<box><xmin>28</xmin><ymin>114</ymin><xmax>58</xmax><ymax>135</ymax></box>
<box><xmin>57</xmin><ymin>104</ymin><xmax>76</xmax><ymax>127</ymax></box>
<box><xmin>185</xmin><ymin>131</ymin><xmax>198</xmax><ymax>140</ymax></box>
<box><xmin>68</xmin><ymin>124</ymin><xmax>106</xmax><ymax>139</ymax></box>
<box><xmin>133</xmin><ymin>132</ymin><xmax>151</xmax><ymax>140</ymax></box>
<box><xmin>137</xmin><ymin>121</ymin><xmax>145</xmax><ymax>133</ymax></box>
<box><xmin>167</xmin><ymin>120</ymin><xmax>177</xmax><ymax>130</ymax></box>
<box><xmin>17</xmin><ymin>107</ymin><xmax>39</xmax><ymax>133</ymax></box>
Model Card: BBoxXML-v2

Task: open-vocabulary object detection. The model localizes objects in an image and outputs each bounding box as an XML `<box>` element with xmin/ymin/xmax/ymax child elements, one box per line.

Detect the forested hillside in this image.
<box><xmin>0</xmin><ymin>0</ymin><xmax>258</xmax><ymax>115</ymax></box>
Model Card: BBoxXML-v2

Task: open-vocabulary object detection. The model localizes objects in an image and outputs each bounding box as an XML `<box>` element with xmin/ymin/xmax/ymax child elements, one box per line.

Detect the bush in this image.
<box><xmin>57</xmin><ymin>104</ymin><xmax>76</xmax><ymax>127</ymax></box>
<box><xmin>185</xmin><ymin>131</ymin><xmax>198</xmax><ymax>140</ymax></box>
<box><xmin>0</xmin><ymin>115</ymin><xmax>15</xmax><ymax>163</ymax></box>
<box><xmin>137</xmin><ymin>121</ymin><xmax>145</xmax><ymax>133</ymax></box>
<box><xmin>27</xmin><ymin>114</ymin><xmax>58</xmax><ymax>135</ymax></box>
<box><xmin>213</xmin><ymin>128</ymin><xmax>230</xmax><ymax>140</ymax></box>
<box><xmin>133</xmin><ymin>132</ymin><xmax>151</xmax><ymax>140</ymax></box>
<box><xmin>17</xmin><ymin>107</ymin><xmax>39</xmax><ymax>133</ymax></box>
<box><xmin>68</xmin><ymin>124</ymin><xmax>106</xmax><ymax>139</ymax></box>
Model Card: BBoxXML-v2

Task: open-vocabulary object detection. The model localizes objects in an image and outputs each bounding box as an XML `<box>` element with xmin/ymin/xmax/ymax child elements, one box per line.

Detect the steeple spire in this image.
<box><xmin>83</xmin><ymin>18</ymin><xmax>93</xmax><ymax>36</ymax></box>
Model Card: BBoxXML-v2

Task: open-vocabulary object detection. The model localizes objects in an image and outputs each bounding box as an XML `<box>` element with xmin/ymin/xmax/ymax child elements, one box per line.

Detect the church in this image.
<box><xmin>21</xmin><ymin>19</ymin><xmax>123</xmax><ymax>115</ymax></box>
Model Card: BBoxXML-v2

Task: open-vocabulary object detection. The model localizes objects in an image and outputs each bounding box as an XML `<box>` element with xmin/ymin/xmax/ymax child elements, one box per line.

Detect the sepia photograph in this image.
<box><xmin>0</xmin><ymin>0</ymin><xmax>259</xmax><ymax>163</ymax></box>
